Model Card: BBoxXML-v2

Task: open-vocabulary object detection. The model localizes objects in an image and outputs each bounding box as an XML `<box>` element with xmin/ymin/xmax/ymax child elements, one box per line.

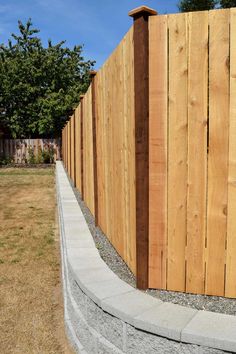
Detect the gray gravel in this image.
<box><xmin>68</xmin><ymin>175</ymin><xmax>236</xmax><ymax>317</ymax></box>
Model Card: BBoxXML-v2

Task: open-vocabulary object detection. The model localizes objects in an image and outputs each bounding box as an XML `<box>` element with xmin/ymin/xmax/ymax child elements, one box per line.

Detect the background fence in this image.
<box><xmin>0</xmin><ymin>139</ymin><xmax>61</xmax><ymax>164</ymax></box>
<box><xmin>62</xmin><ymin>7</ymin><xmax>236</xmax><ymax>298</ymax></box>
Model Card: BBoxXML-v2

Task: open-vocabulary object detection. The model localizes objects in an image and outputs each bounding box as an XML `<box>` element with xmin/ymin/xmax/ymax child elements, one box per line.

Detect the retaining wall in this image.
<box><xmin>56</xmin><ymin>161</ymin><xmax>236</xmax><ymax>354</ymax></box>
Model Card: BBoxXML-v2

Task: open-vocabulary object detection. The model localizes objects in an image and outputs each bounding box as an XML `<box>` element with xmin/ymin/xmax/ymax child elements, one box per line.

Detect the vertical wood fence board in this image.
<box><xmin>148</xmin><ymin>15</ymin><xmax>168</xmax><ymax>289</ymax></box>
<box><xmin>124</xmin><ymin>27</ymin><xmax>136</xmax><ymax>273</ymax></box>
<box><xmin>91</xmin><ymin>74</ymin><xmax>99</xmax><ymax>225</ymax></box>
<box><xmin>225</xmin><ymin>8</ymin><xmax>236</xmax><ymax>298</ymax></box>
<box><xmin>68</xmin><ymin>120</ymin><xmax>71</xmax><ymax>176</ymax></box>
<box><xmin>186</xmin><ymin>11</ymin><xmax>208</xmax><ymax>294</ymax></box>
<box><xmin>112</xmin><ymin>44</ymin><xmax>125</xmax><ymax>257</ymax></box>
<box><xmin>75</xmin><ymin>106</ymin><xmax>82</xmax><ymax>192</ymax></box>
<box><xmin>206</xmin><ymin>9</ymin><xmax>230</xmax><ymax>296</ymax></box>
<box><xmin>167</xmin><ymin>13</ymin><xmax>188</xmax><ymax>292</ymax></box>
<box><xmin>65</xmin><ymin>125</ymin><xmax>68</xmax><ymax>169</ymax></box>
<box><xmin>83</xmin><ymin>86</ymin><xmax>95</xmax><ymax>215</ymax></box>
<box><xmin>97</xmin><ymin>62</ymin><xmax>110</xmax><ymax>239</ymax></box>
<box><xmin>71</xmin><ymin>114</ymin><xmax>75</xmax><ymax>184</ymax></box>
<box><xmin>63</xmin><ymin>128</ymin><xmax>65</xmax><ymax>163</ymax></box>
<box><xmin>96</xmin><ymin>70</ymin><xmax>106</xmax><ymax>233</ymax></box>
<box><xmin>94</xmin><ymin>28</ymin><xmax>135</xmax><ymax>274</ymax></box>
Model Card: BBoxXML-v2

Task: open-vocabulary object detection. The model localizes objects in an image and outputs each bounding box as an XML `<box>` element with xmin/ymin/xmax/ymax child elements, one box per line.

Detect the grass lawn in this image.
<box><xmin>0</xmin><ymin>168</ymin><xmax>73</xmax><ymax>353</ymax></box>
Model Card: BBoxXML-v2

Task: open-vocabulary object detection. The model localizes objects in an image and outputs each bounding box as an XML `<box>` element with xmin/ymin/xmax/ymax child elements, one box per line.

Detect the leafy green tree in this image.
<box><xmin>178</xmin><ymin>0</ymin><xmax>217</xmax><ymax>11</ymax></box>
<box><xmin>0</xmin><ymin>19</ymin><xmax>94</xmax><ymax>138</ymax></box>
<box><xmin>220</xmin><ymin>0</ymin><xmax>236</xmax><ymax>7</ymax></box>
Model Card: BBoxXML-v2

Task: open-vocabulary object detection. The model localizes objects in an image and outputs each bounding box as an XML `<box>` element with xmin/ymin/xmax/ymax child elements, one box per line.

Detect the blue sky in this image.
<box><xmin>0</xmin><ymin>0</ymin><xmax>178</xmax><ymax>69</ymax></box>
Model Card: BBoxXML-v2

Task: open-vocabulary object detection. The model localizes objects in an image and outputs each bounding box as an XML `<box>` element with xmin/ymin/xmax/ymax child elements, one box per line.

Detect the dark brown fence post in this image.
<box><xmin>90</xmin><ymin>70</ymin><xmax>99</xmax><ymax>226</ymax></box>
<box><xmin>129</xmin><ymin>6</ymin><xmax>157</xmax><ymax>290</ymax></box>
<box><xmin>80</xmin><ymin>95</ymin><xmax>85</xmax><ymax>200</ymax></box>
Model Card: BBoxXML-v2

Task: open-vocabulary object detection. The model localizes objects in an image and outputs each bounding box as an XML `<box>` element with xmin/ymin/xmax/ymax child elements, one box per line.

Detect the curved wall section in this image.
<box><xmin>56</xmin><ymin>161</ymin><xmax>235</xmax><ymax>354</ymax></box>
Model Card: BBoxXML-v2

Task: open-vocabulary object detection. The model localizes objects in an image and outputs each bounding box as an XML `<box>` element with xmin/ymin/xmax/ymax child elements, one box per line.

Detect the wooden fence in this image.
<box><xmin>62</xmin><ymin>7</ymin><xmax>236</xmax><ymax>298</ymax></box>
<box><xmin>0</xmin><ymin>139</ymin><xmax>61</xmax><ymax>163</ymax></box>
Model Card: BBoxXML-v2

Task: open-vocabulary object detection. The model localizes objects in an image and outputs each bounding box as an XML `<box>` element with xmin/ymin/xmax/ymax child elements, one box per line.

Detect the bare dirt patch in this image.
<box><xmin>0</xmin><ymin>168</ymin><xmax>74</xmax><ymax>354</ymax></box>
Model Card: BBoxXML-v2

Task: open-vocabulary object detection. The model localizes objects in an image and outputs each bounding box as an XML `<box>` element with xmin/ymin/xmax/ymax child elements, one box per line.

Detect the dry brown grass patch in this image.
<box><xmin>0</xmin><ymin>168</ymin><xmax>74</xmax><ymax>354</ymax></box>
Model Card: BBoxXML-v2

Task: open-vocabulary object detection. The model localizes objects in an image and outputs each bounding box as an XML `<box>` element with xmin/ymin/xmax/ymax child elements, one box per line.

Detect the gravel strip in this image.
<box><xmin>68</xmin><ymin>173</ymin><xmax>236</xmax><ymax>316</ymax></box>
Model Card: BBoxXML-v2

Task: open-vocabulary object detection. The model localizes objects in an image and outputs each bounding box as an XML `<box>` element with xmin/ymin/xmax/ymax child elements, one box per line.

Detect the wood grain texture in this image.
<box><xmin>133</xmin><ymin>14</ymin><xmax>150</xmax><ymax>289</ymax></box>
<box><xmin>225</xmin><ymin>8</ymin><xmax>236</xmax><ymax>298</ymax></box>
<box><xmin>65</xmin><ymin>123</ymin><xmax>68</xmax><ymax>171</ymax></box>
<box><xmin>68</xmin><ymin>120</ymin><xmax>71</xmax><ymax>177</ymax></box>
<box><xmin>95</xmin><ymin>27</ymin><xmax>135</xmax><ymax>274</ymax></box>
<box><xmin>148</xmin><ymin>15</ymin><xmax>168</xmax><ymax>289</ymax></box>
<box><xmin>206</xmin><ymin>9</ymin><xmax>230</xmax><ymax>296</ymax></box>
<box><xmin>186</xmin><ymin>11</ymin><xmax>208</xmax><ymax>294</ymax></box>
<box><xmin>64</xmin><ymin>126</ymin><xmax>66</xmax><ymax>168</ymax></box>
<box><xmin>75</xmin><ymin>106</ymin><xmax>82</xmax><ymax>193</ymax></box>
<box><xmin>71</xmin><ymin>114</ymin><xmax>75</xmax><ymax>184</ymax></box>
<box><xmin>82</xmin><ymin>86</ymin><xmax>95</xmax><ymax>215</ymax></box>
<box><xmin>91</xmin><ymin>75</ymin><xmax>99</xmax><ymax>225</ymax></box>
<box><xmin>167</xmin><ymin>13</ymin><xmax>188</xmax><ymax>292</ymax></box>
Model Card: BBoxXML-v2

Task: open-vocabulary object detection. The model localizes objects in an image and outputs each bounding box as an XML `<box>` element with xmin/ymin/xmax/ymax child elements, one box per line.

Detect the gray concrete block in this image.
<box><xmin>62</xmin><ymin>215</ymin><xmax>84</xmax><ymax>221</ymax></box>
<box><xmin>67</xmin><ymin>247</ymin><xmax>100</xmax><ymax>260</ymax></box>
<box><xmin>74</xmin><ymin>266</ymin><xmax>117</xmax><ymax>287</ymax></box>
<box><xmin>97</xmin><ymin>334</ymin><xmax>123</xmax><ymax>354</ymax></box>
<box><xmin>67</xmin><ymin>296</ymin><xmax>98</xmax><ymax>354</ymax></box>
<box><xmin>60</xmin><ymin>194</ymin><xmax>75</xmax><ymax>200</ymax></box>
<box><xmin>82</xmin><ymin>277</ymin><xmax>134</xmax><ymax>307</ymax></box>
<box><xmin>63</xmin><ymin>224</ymin><xmax>92</xmax><ymax>240</ymax></box>
<box><xmin>97</xmin><ymin>307</ymin><xmax>124</xmax><ymax>351</ymax></box>
<box><xmin>182</xmin><ymin>310</ymin><xmax>236</xmax><ymax>353</ymax></box>
<box><xmin>70</xmin><ymin>278</ymin><xmax>88</xmax><ymax>319</ymax></box>
<box><xmin>68</xmin><ymin>256</ymin><xmax>106</xmax><ymax>272</ymax></box>
<box><xmin>101</xmin><ymin>290</ymin><xmax>162</xmax><ymax>326</ymax></box>
<box><xmin>62</xmin><ymin>206</ymin><xmax>82</xmax><ymax>214</ymax></box>
<box><xmin>65</xmin><ymin>319</ymin><xmax>85</xmax><ymax>354</ymax></box>
<box><xmin>86</xmin><ymin>295</ymin><xmax>100</xmax><ymax>330</ymax></box>
<box><xmin>62</xmin><ymin>211</ymin><xmax>83</xmax><ymax>219</ymax></box>
<box><xmin>126</xmin><ymin>324</ymin><xmax>224</xmax><ymax>354</ymax></box>
<box><xmin>66</xmin><ymin>238</ymin><xmax>95</xmax><ymax>248</ymax></box>
<box><xmin>133</xmin><ymin>302</ymin><xmax>197</xmax><ymax>341</ymax></box>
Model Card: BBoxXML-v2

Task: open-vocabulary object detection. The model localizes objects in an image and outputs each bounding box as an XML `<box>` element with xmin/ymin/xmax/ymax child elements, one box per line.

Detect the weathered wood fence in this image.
<box><xmin>62</xmin><ymin>6</ymin><xmax>236</xmax><ymax>298</ymax></box>
<box><xmin>0</xmin><ymin>139</ymin><xmax>61</xmax><ymax>163</ymax></box>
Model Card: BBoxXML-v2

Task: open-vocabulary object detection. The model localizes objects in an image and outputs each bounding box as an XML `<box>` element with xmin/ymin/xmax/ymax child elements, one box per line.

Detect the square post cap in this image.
<box><xmin>90</xmin><ymin>70</ymin><xmax>97</xmax><ymax>77</ymax></box>
<box><xmin>128</xmin><ymin>5</ymin><xmax>157</xmax><ymax>18</ymax></box>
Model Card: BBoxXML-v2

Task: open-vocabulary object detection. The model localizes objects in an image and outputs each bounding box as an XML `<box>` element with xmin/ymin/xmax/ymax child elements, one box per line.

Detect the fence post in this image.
<box><xmin>129</xmin><ymin>6</ymin><xmax>157</xmax><ymax>290</ymax></box>
<box><xmin>90</xmin><ymin>70</ymin><xmax>99</xmax><ymax>226</ymax></box>
<box><xmin>65</xmin><ymin>124</ymin><xmax>68</xmax><ymax>170</ymax></box>
<box><xmin>80</xmin><ymin>95</ymin><xmax>85</xmax><ymax>200</ymax></box>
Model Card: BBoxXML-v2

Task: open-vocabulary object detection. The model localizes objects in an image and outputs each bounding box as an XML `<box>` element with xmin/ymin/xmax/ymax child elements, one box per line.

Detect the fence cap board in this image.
<box><xmin>128</xmin><ymin>5</ymin><xmax>157</xmax><ymax>18</ymax></box>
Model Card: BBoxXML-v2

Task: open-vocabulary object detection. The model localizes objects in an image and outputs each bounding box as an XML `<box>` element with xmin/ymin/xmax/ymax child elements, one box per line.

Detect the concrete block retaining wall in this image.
<box><xmin>56</xmin><ymin>162</ymin><xmax>235</xmax><ymax>354</ymax></box>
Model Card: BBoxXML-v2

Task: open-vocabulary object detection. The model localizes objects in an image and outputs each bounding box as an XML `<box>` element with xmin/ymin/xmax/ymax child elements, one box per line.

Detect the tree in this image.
<box><xmin>0</xmin><ymin>19</ymin><xmax>94</xmax><ymax>138</ymax></box>
<box><xmin>220</xmin><ymin>0</ymin><xmax>236</xmax><ymax>7</ymax></box>
<box><xmin>178</xmin><ymin>0</ymin><xmax>217</xmax><ymax>11</ymax></box>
